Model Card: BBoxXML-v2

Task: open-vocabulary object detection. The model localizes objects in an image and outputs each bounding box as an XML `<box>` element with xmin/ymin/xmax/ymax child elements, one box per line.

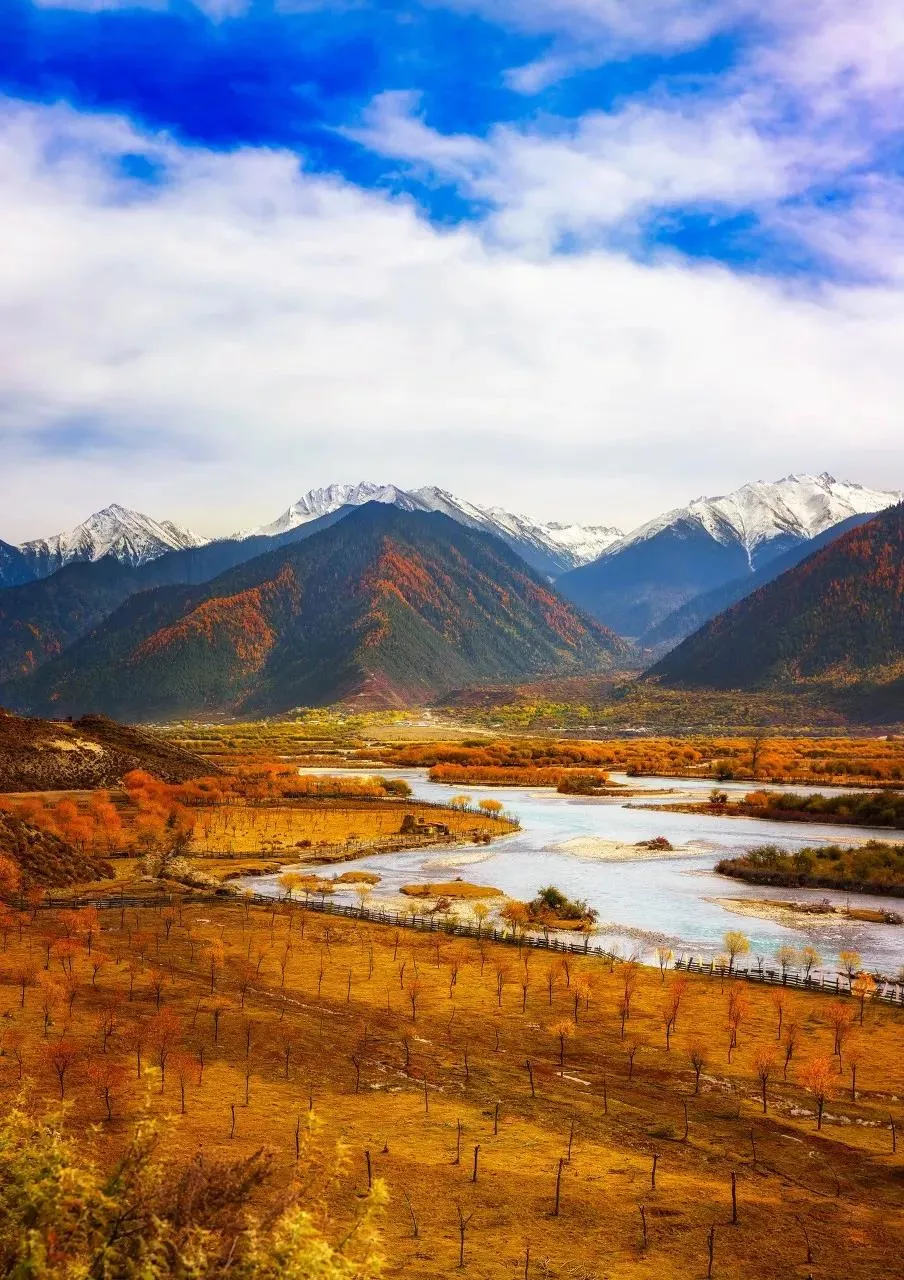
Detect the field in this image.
<box><xmin>1</xmin><ymin>895</ymin><xmax>902</xmax><ymax>1279</ymax></box>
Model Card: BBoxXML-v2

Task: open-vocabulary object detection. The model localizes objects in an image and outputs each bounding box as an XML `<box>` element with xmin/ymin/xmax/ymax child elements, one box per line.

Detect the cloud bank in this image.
<box><xmin>0</xmin><ymin>0</ymin><xmax>902</xmax><ymax>539</ymax></box>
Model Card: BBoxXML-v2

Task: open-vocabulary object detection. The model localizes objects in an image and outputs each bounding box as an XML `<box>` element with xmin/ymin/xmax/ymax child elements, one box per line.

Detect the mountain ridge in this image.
<box><xmin>558</xmin><ymin>474</ymin><xmax>901</xmax><ymax>637</ymax></box>
<box><xmin>5</xmin><ymin>504</ymin><xmax>629</xmax><ymax>719</ymax></box>
<box><xmin>647</xmin><ymin>502</ymin><xmax>904</xmax><ymax>717</ymax></box>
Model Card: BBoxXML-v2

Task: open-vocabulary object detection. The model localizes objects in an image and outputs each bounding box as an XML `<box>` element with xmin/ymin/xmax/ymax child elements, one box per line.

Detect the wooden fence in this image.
<box><xmin>41</xmin><ymin>885</ymin><xmax>904</xmax><ymax>1005</ymax></box>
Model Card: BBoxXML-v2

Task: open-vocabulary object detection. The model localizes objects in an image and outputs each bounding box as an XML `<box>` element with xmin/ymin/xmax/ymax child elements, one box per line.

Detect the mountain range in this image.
<box><xmin>0</xmin><ymin>485</ymin><xmax>621</xmax><ymax>590</ymax></box>
<box><xmin>2</xmin><ymin>473</ymin><xmax>902</xmax><ymax>721</ymax></box>
<box><xmin>649</xmin><ymin>501</ymin><xmax>904</xmax><ymax>717</ymax></box>
<box><xmin>4</xmin><ymin>505</ymin><xmax>627</xmax><ymax>719</ymax></box>
<box><xmin>248</xmin><ymin>483</ymin><xmax>622</xmax><ymax>577</ymax></box>
<box><xmin>557</xmin><ymin>473</ymin><xmax>901</xmax><ymax>639</ymax></box>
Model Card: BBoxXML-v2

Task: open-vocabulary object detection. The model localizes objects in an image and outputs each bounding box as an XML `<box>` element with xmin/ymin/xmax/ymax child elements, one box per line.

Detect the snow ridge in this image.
<box><xmin>602</xmin><ymin>473</ymin><xmax>902</xmax><ymax>565</ymax></box>
<box><xmin>17</xmin><ymin>504</ymin><xmax>207</xmax><ymax>572</ymax></box>
<box><xmin>253</xmin><ymin>483</ymin><xmax>622</xmax><ymax>570</ymax></box>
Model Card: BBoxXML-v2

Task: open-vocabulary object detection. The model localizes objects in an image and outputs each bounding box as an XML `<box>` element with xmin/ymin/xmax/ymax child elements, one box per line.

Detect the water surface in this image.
<box><xmin>246</xmin><ymin>769</ymin><xmax>904</xmax><ymax>975</ymax></box>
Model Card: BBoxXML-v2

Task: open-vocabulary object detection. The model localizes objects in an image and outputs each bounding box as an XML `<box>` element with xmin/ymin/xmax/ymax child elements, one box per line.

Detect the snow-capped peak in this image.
<box><xmin>254</xmin><ymin>483</ymin><xmax>426</xmax><ymax>537</ymax></box>
<box><xmin>251</xmin><ymin>483</ymin><xmax>622</xmax><ymax>573</ymax></box>
<box><xmin>18</xmin><ymin>504</ymin><xmax>207</xmax><ymax>573</ymax></box>
<box><xmin>605</xmin><ymin>473</ymin><xmax>902</xmax><ymax>566</ymax></box>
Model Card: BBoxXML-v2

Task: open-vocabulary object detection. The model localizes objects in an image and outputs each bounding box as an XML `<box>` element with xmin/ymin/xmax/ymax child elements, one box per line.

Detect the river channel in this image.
<box><xmin>246</xmin><ymin>770</ymin><xmax>904</xmax><ymax>975</ymax></box>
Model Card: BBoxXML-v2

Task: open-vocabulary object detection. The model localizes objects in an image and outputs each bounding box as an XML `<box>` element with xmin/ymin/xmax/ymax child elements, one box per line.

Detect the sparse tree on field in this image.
<box><xmin>87</xmin><ymin>1056</ymin><xmax>129</xmax><ymax>1121</ymax></box>
<box><xmin>838</xmin><ymin>949</ymin><xmax>861</xmax><ymax>991</ymax></box>
<box><xmin>800</xmin><ymin>1056</ymin><xmax>833</xmax><ymax>1129</ymax></box>
<box><xmin>846</xmin><ymin>1038</ymin><xmax>864</xmax><ymax>1100</ymax></box>
<box><xmin>775</xmin><ymin>945</ymin><xmax>798</xmax><ymax>982</ymax></box>
<box><xmin>572</xmin><ymin>975</ymin><xmax>592</xmax><ymax>1023</ymax></box>
<box><xmin>656</xmin><ymin>947</ymin><xmax>673</xmax><ymax>982</ymax></box>
<box><xmin>90</xmin><ymin>950</ymin><xmax>110</xmax><ymax>988</ymax></box>
<box><xmin>44</xmin><ymin>1036</ymin><xmax>79</xmax><ymax>1100</ymax></box>
<box><xmin>800</xmin><ymin>945</ymin><xmax>821</xmax><ymax>981</ymax></box>
<box><xmin>38</xmin><ymin>973</ymin><xmax>64</xmax><ymax>1038</ymax></box>
<box><xmin>770</xmin><ymin>987</ymin><xmax>788</xmax><ymax>1040</ymax></box>
<box><xmin>206</xmin><ymin>939</ymin><xmax>225</xmax><ymax>994</ymax></box>
<box><xmin>726</xmin><ymin>984</ymin><xmax>750</xmax><ymax>1061</ymax></box>
<box><xmin>455</xmin><ymin>1202</ymin><xmax>475</xmax><ymax>1267</ymax></box>
<box><xmin>210</xmin><ymin>996</ymin><xmax>232</xmax><ymax>1045</ymax></box>
<box><xmin>724</xmin><ymin>931</ymin><xmax>750</xmax><ymax>974</ymax></box>
<box><xmin>852</xmin><ymin>972</ymin><xmax>876</xmax><ymax>1025</ymax></box>
<box><xmin>472</xmin><ymin>902</ymin><xmax>489</xmax><ymax>938</ymax></box>
<box><xmin>13</xmin><ymin>960</ymin><xmax>37</xmax><ymax>1009</ymax></box>
<box><xmin>667</xmin><ymin>976</ymin><xmax>689</xmax><ymax>1031</ymax></box>
<box><xmin>96</xmin><ymin>997</ymin><xmax>123</xmax><ymax>1054</ymax></box>
<box><xmin>148</xmin><ymin>1009</ymin><xmax>181</xmax><ymax>1091</ymax></box>
<box><xmin>278</xmin><ymin>872</ymin><xmax>304</xmax><ymax>902</ymax></box>
<box><xmin>625</xmin><ymin>1035</ymin><xmax>645</xmax><ymax>1081</ymax></box>
<box><xmin>689</xmin><ymin>1044</ymin><xmax>707</xmax><ymax>1094</ymax></box>
<box><xmin>753</xmin><ymin>1047</ymin><xmax>776</xmax><ymax>1114</ymax></box>
<box><xmin>782</xmin><ymin>1019</ymin><xmax>800</xmax><ymax>1080</ymax></box>
<box><xmin>405</xmin><ymin>977</ymin><xmax>423</xmax><ymax>1023</ymax></box>
<box><xmin>825</xmin><ymin>1000</ymin><xmax>853</xmax><ymax>1057</ymax></box>
<box><xmin>551</xmin><ymin>1019</ymin><xmax>575</xmax><ymax>1068</ymax></box>
<box><xmin>494</xmin><ymin>960</ymin><xmax>510</xmax><ymax>1008</ymax></box>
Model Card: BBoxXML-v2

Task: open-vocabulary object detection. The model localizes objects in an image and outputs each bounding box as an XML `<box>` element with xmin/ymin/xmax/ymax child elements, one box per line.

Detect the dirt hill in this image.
<box><xmin>0</xmin><ymin>710</ymin><xmax>215</xmax><ymax>792</ymax></box>
<box><xmin>0</xmin><ymin>810</ymin><xmax>113</xmax><ymax>887</ymax></box>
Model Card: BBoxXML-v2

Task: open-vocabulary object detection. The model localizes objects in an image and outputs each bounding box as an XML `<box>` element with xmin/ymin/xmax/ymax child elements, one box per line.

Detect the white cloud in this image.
<box><xmin>1</xmin><ymin>98</ymin><xmax>904</xmax><ymax>543</ymax></box>
<box><xmin>348</xmin><ymin>89</ymin><xmax>867</xmax><ymax>253</ymax></box>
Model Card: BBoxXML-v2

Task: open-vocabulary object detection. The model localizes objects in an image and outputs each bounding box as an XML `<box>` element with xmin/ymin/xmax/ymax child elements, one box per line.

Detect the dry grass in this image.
<box><xmin>399</xmin><ymin>882</ymin><xmax>501</xmax><ymax>900</ymax></box>
<box><xmin>1</xmin><ymin>899</ymin><xmax>902</xmax><ymax>1279</ymax></box>
<box><xmin>188</xmin><ymin>799</ymin><xmax>508</xmax><ymax>858</ymax></box>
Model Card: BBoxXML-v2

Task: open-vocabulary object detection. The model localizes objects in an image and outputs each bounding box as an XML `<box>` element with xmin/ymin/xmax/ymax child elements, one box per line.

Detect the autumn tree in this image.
<box><xmin>87</xmin><ymin>1056</ymin><xmax>129</xmax><ymax>1121</ymax></box>
<box><xmin>689</xmin><ymin>1044</ymin><xmax>707</xmax><ymax>1094</ymax></box>
<box><xmin>838</xmin><ymin>949</ymin><xmax>861</xmax><ymax>991</ymax></box>
<box><xmin>0</xmin><ymin>855</ymin><xmax>22</xmax><ymax>902</ymax></box>
<box><xmin>551</xmin><ymin>1019</ymin><xmax>575</xmax><ymax>1068</ymax></box>
<box><xmin>753</xmin><ymin>1048</ymin><xmax>776</xmax><ymax>1114</ymax></box>
<box><xmin>43</xmin><ymin>1036</ymin><xmax>79</xmax><ymax>1100</ymax></box>
<box><xmin>852</xmin><ymin>972</ymin><xmax>876</xmax><ymax>1025</ymax></box>
<box><xmin>800</xmin><ymin>1056</ymin><xmax>833</xmax><ymax>1129</ymax></box>
<box><xmin>723</xmin><ymin>932</ymin><xmax>750</xmax><ymax>974</ymax></box>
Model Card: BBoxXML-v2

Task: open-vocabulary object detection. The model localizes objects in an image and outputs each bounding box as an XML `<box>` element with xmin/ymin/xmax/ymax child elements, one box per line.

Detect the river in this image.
<box><xmin>244</xmin><ymin>769</ymin><xmax>904</xmax><ymax>976</ymax></box>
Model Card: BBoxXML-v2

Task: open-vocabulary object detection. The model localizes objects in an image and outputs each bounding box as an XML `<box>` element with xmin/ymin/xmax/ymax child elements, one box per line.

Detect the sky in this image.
<box><xmin>1</xmin><ymin>0</ymin><xmax>904</xmax><ymax>542</ymax></box>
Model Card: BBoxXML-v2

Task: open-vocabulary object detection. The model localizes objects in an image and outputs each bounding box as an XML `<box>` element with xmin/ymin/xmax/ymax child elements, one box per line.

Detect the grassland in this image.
<box><xmin>1</xmin><ymin>895</ymin><xmax>902</xmax><ymax>1279</ymax></box>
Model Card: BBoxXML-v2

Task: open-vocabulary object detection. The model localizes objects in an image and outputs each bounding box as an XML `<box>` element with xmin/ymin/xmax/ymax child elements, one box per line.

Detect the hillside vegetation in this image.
<box><xmin>5</xmin><ymin>506</ymin><xmax>628</xmax><ymax>720</ymax></box>
<box><xmin>649</xmin><ymin>503</ymin><xmax>904</xmax><ymax>713</ymax></box>
<box><xmin>0</xmin><ymin>809</ymin><xmax>113</xmax><ymax>887</ymax></box>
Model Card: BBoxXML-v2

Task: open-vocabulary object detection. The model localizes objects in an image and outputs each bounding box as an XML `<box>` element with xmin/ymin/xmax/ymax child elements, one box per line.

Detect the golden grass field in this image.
<box><xmin>188</xmin><ymin>798</ymin><xmax>507</xmax><ymax>857</ymax></box>
<box><xmin>2</xmin><ymin>895</ymin><xmax>902</xmax><ymax>1279</ymax></box>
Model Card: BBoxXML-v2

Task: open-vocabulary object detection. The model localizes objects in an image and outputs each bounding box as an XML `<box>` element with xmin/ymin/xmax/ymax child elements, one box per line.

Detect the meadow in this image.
<box><xmin>1</xmin><ymin>893</ymin><xmax>902</xmax><ymax>1279</ymax></box>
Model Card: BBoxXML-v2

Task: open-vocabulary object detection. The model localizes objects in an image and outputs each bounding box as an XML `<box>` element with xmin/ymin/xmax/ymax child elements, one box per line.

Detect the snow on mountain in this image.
<box><xmin>252</xmin><ymin>483</ymin><xmax>622</xmax><ymax>574</ymax></box>
<box><xmin>604</xmin><ymin>473</ymin><xmax>902</xmax><ymax>568</ymax></box>
<box><xmin>17</xmin><ymin>505</ymin><xmax>207</xmax><ymax>575</ymax></box>
<box><xmin>255</xmin><ymin>484</ymin><xmax>424</xmax><ymax>537</ymax></box>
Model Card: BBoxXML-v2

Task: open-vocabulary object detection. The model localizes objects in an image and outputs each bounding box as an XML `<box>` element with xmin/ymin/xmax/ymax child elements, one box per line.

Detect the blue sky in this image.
<box><xmin>1</xmin><ymin>0</ymin><xmax>903</xmax><ymax>539</ymax></box>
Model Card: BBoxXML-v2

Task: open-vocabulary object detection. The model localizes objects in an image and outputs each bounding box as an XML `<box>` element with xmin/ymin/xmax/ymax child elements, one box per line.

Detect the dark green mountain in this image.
<box><xmin>5</xmin><ymin>505</ymin><xmax>629</xmax><ymax>719</ymax></box>
<box><xmin>648</xmin><ymin>504</ymin><xmax>904</xmax><ymax>716</ymax></box>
